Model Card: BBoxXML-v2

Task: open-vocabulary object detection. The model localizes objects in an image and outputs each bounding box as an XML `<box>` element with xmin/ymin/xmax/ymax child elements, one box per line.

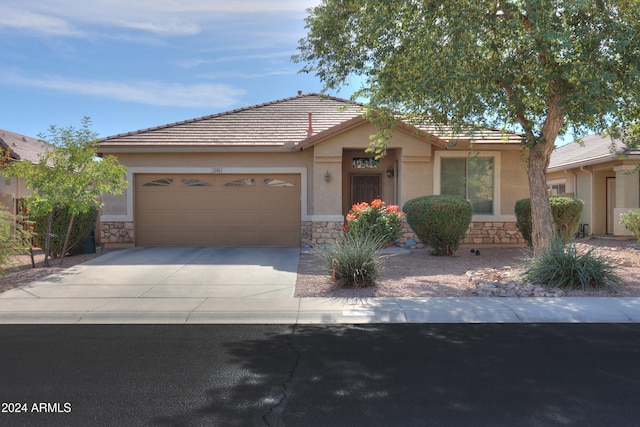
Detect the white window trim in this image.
<box><xmin>434</xmin><ymin>151</ymin><xmax>501</xmax><ymax>219</ymax></box>
<box><xmin>101</xmin><ymin>166</ymin><xmax>308</xmax><ymax>222</ymax></box>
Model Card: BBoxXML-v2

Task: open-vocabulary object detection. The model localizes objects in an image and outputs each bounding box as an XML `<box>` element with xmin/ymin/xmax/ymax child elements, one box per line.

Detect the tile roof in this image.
<box><xmin>548</xmin><ymin>133</ymin><xmax>640</xmax><ymax>172</ymax></box>
<box><xmin>98</xmin><ymin>92</ymin><xmax>524</xmax><ymax>152</ymax></box>
<box><xmin>99</xmin><ymin>93</ymin><xmax>364</xmax><ymax>150</ymax></box>
<box><xmin>0</xmin><ymin>129</ymin><xmax>49</xmax><ymax>163</ymax></box>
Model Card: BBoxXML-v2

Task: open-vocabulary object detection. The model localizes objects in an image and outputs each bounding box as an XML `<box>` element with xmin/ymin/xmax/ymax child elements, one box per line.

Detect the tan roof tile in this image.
<box><xmin>99</xmin><ymin>93</ymin><xmax>363</xmax><ymax>149</ymax></box>
<box><xmin>549</xmin><ymin>133</ymin><xmax>640</xmax><ymax>171</ymax></box>
<box><xmin>0</xmin><ymin>129</ymin><xmax>50</xmax><ymax>163</ymax></box>
<box><xmin>98</xmin><ymin>93</ymin><xmax>524</xmax><ymax>152</ymax></box>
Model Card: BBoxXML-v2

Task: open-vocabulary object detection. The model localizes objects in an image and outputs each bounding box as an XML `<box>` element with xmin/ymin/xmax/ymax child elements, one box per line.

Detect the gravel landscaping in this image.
<box><xmin>295</xmin><ymin>237</ymin><xmax>640</xmax><ymax>298</ymax></box>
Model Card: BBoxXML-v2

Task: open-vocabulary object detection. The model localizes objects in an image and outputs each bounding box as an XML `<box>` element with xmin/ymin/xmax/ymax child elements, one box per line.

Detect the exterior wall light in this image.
<box><xmin>324</xmin><ymin>170</ymin><xmax>331</xmax><ymax>182</ymax></box>
<box><xmin>386</xmin><ymin>167</ymin><xmax>394</xmax><ymax>178</ymax></box>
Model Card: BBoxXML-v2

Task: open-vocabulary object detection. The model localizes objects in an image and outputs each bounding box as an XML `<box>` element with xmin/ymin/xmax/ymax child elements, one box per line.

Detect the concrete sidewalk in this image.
<box><xmin>0</xmin><ymin>295</ymin><xmax>639</xmax><ymax>324</ymax></box>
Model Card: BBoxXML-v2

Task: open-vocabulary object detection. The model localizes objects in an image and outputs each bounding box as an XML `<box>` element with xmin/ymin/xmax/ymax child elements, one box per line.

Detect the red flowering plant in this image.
<box><xmin>344</xmin><ymin>199</ymin><xmax>406</xmax><ymax>247</ymax></box>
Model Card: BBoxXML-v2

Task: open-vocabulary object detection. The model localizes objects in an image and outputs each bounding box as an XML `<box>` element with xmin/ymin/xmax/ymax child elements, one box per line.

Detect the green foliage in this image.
<box><xmin>619</xmin><ymin>210</ymin><xmax>640</xmax><ymax>243</ymax></box>
<box><xmin>515</xmin><ymin>197</ymin><xmax>584</xmax><ymax>247</ymax></box>
<box><xmin>314</xmin><ymin>232</ymin><xmax>386</xmax><ymax>287</ymax></box>
<box><xmin>0</xmin><ymin>208</ymin><xmax>33</xmax><ymax>274</ymax></box>
<box><xmin>296</xmin><ymin>0</ymin><xmax>640</xmax><ymax>255</ymax></box>
<box><xmin>520</xmin><ymin>238</ymin><xmax>622</xmax><ymax>291</ymax></box>
<box><xmin>403</xmin><ymin>195</ymin><xmax>473</xmax><ymax>256</ymax></box>
<box><xmin>344</xmin><ymin>199</ymin><xmax>405</xmax><ymax>247</ymax></box>
<box><xmin>296</xmin><ymin>0</ymin><xmax>640</xmax><ymax>141</ymax></box>
<box><xmin>1</xmin><ymin>117</ymin><xmax>127</xmax><ymax>263</ymax></box>
<box><xmin>31</xmin><ymin>205</ymin><xmax>98</xmax><ymax>259</ymax></box>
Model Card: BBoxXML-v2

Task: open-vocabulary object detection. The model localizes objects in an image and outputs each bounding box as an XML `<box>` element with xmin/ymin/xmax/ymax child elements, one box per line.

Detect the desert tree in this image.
<box><xmin>295</xmin><ymin>0</ymin><xmax>640</xmax><ymax>255</ymax></box>
<box><xmin>3</xmin><ymin>117</ymin><xmax>127</xmax><ymax>265</ymax></box>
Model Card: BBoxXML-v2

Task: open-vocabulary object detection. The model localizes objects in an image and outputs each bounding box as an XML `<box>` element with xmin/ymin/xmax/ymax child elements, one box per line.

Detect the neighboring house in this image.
<box><xmin>0</xmin><ymin>129</ymin><xmax>50</xmax><ymax>215</ymax></box>
<box><xmin>97</xmin><ymin>93</ymin><xmax>529</xmax><ymax>247</ymax></box>
<box><xmin>547</xmin><ymin>133</ymin><xmax>640</xmax><ymax>237</ymax></box>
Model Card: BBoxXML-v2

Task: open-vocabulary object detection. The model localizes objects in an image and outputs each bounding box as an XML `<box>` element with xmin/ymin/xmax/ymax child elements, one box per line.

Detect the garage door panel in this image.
<box><xmin>135</xmin><ymin>173</ymin><xmax>300</xmax><ymax>246</ymax></box>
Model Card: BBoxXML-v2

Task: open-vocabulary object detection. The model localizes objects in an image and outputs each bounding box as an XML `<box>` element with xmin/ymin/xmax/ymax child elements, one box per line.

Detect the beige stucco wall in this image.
<box><xmin>547</xmin><ymin>159</ymin><xmax>639</xmax><ymax>236</ymax></box>
<box><xmin>309</xmin><ymin>122</ymin><xmax>435</xmax><ymax>216</ymax></box>
<box><xmin>498</xmin><ymin>149</ymin><xmax>529</xmax><ymax>215</ymax></box>
<box><xmin>0</xmin><ymin>174</ymin><xmax>33</xmax><ymax>214</ymax></box>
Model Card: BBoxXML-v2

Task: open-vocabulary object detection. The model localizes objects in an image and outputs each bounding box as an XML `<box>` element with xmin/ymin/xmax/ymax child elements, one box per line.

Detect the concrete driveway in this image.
<box><xmin>12</xmin><ymin>246</ymin><xmax>301</xmax><ymax>299</ymax></box>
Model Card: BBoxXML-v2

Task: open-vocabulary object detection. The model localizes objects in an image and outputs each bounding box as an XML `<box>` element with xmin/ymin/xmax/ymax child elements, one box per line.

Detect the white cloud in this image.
<box><xmin>0</xmin><ymin>6</ymin><xmax>83</xmax><ymax>36</ymax></box>
<box><xmin>180</xmin><ymin>51</ymin><xmax>294</xmax><ymax>68</ymax></box>
<box><xmin>0</xmin><ymin>0</ymin><xmax>318</xmax><ymax>37</ymax></box>
<box><xmin>0</xmin><ymin>71</ymin><xmax>246</xmax><ymax>108</ymax></box>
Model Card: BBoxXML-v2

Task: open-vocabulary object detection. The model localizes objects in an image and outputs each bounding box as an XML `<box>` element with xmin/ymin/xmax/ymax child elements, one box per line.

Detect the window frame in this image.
<box><xmin>434</xmin><ymin>151</ymin><xmax>501</xmax><ymax>219</ymax></box>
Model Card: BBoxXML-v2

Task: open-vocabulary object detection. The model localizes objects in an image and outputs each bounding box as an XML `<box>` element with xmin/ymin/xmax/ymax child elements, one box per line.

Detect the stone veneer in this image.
<box><xmin>102</xmin><ymin>220</ymin><xmax>523</xmax><ymax>247</ymax></box>
<box><xmin>302</xmin><ymin>220</ymin><xmax>344</xmax><ymax>246</ymax></box>
<box><xmin>305</xmin><ymin>219</ymin><xmax>524</xmax><ymax>247</ymax></box>
<box><xmin>462</xmin><ymin>221</ymin><xmax>524</xmax><ymax>245</ymax></box>
<box><xmin>101</xmin><ymin>221</ymin><xmax>134</xmax><ymax>245</ymax></box>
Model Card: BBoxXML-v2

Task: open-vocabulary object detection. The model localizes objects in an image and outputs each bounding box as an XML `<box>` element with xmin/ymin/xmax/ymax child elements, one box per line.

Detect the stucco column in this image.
<box><xmin>313</xmin><ymin>158</ymin><xmax>343</xmax><ymax>216</ymax></box>
<box><xmin>613</xmin><ymin>165</ymin><xmax>640</xmax><ymax>236</ymax></box>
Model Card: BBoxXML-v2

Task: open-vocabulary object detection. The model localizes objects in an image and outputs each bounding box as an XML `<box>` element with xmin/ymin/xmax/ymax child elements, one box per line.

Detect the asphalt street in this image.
<box><xmin>1</xmin><ymin>324</ymin><xmax>639</xmax><ymax>427</ymax></box>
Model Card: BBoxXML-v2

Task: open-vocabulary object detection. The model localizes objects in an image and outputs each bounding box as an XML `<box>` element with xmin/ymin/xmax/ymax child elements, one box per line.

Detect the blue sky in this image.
<box><xmin>1</xmin><ymin>1</ymin><xmax>575</xmax><ymax>145</ymax></box>
<box><xmin>0</xmin><ymin>0</ymin><xmax>363</xmax><ymax>139</ymax></box>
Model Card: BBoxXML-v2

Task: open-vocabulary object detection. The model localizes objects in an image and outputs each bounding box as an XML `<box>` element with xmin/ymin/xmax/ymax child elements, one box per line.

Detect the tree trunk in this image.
<box><xmin>43</xmin><ymin>208</ymin><xmax>56</xmax><ymax>268</ymax></box>
<box><xmin>527</xmin><ymin>101</ymin><xmax>564</xmax><ymax>257</ymax></box>
<box><xmin>59</xmin><ymin>213</ymin><xmax>75</xmax><ymax>267</ymax></box>
<box><xmin>527</xmin><ymin>142</ymin><xmax>556</xmax><ymax>257</ymax></box>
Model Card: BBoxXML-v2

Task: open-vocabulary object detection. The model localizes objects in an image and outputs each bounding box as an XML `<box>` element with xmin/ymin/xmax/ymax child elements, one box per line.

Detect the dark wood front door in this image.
<box><xmin>351</xmin><ymin>174</ymin><xmax>381</xmax><ymax>206</ymax></box>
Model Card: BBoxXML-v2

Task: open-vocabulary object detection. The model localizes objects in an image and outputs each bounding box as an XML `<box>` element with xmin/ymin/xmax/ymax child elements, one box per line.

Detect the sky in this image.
<box><xmin>1</xmin><ymin>1</ymin><xmax>574</xmax><ymax>145</ymax></box>
<box><xmin>0</xmin><ymin>0</ymin><xmax>363</xmax><ymax>140</ymax></box>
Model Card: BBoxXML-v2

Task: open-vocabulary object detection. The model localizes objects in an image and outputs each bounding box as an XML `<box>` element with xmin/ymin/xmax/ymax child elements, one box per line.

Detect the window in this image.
<box><xmin>352</xmin><ymin>157</ymin><xmax>380</xmax><ymax>169</ymax></box>
<box><xmin>224</xmin><ymin>178</ymin><xmax>255</xmax><ymax>187</ymax></box>
<box><xmin>182</xmin><ymin>178</ymin><xmax>212</xmax><ymax>187</ymax></box>
<box><xmin>142</xmin><ymin>178</ymin><xmax>174</xmax><ymax>187</ymax></box>
<box><xmin>441</xmin><ymin>157</ymin><xmax>494</xmax><ymax>214</ymax></box>
<box><xmin>547</xmin><ymin>182</ymin><xmax>566</xmax><ymax>196</ymax></box>
<box><xmin>263</xmin><ymin>178</ymin><xmax>294</xmax><ymax>187</ymax></box>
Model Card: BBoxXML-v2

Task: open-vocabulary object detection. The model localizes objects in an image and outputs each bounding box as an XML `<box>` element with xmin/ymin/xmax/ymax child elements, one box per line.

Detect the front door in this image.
<box><xmin>351</xmin><ymin>174</ymin><xmax>381</xmax><ymax>206</ymax></box>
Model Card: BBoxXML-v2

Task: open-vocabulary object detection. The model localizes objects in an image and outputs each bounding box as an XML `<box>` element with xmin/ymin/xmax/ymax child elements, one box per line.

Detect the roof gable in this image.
<box><xmin>0</xmin><ymin>129</ymin><xmax>49</xmax><ymax>163</ymax></box>
<box><xmin>99</xmin><ymin>93</ymin><xmax>364</xmax><ymax>150</ymax></box>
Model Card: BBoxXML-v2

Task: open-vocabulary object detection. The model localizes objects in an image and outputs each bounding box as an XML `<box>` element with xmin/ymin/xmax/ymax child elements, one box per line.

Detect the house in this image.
<box><xmin>0</xmin><ymin>129</ymin><xmax>50</xmax><ymax>215</ymax></box>
<box><xmin>547</xmin><ymin>133</ymin><xmax>640</xmax><ymax>237</ymax></box>
<box><xmin>97</xmin><ymin>93</ymin><xmax>529</xmax><ymax>247</ymax></box>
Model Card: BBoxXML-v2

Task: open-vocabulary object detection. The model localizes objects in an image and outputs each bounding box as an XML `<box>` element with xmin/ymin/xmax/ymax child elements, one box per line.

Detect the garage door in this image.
<box><xmin>135</xmin><ymin>174</ymin><xmax>301</xmax><ymax>246</ymax></box>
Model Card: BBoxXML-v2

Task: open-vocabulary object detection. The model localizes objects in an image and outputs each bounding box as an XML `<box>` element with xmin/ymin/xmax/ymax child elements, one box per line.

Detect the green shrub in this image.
<box><xmin>314</xmin><ymin>232</ymin><xmax>386</xmax><ymax>287</ymax></box>
<box><xmin>32</xmin><ymin>205</ymin><xmax>98</xmax><ymax>258</ymax></box>
<box><xmin>520</xmin><ymin>238</ymin><xmax>622</xmax><ymax>291</ymax></box>
<box><xmin>515</xmin><ymin>196</ymin><xmax>584</xmax><ymax>247</ymax></box>
<box><xmin>403</xmin><ymin>195</ymin><xmax>473</xmax><ymax>256</ymax></box>
<box><xmin>619</xmin><ymin>210</ymin><xmax>640</xmax><ymax>243</ymax></box>
<box><xmin>344</xmin><ymin>199</ymin><xmax>406</xmax><ymax>246</ymax></box>
<box><xmin>0</xmin><ymin>208</ymin><xmax>33</xmax><ymax>273</ymax></box>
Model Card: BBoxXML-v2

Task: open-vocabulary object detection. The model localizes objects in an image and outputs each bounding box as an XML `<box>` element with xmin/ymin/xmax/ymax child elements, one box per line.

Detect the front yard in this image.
<box><xmin>295</xmin><ymin>238</ymin><xmax>640</xmax><ymax>298</ymax></box>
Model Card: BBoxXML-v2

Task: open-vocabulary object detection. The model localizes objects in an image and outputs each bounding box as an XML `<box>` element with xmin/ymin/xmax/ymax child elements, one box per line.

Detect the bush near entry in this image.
<box><xmin>344</xmin><ymin>199</ymin><xmax>405</xmax><ymax>247</ymax></box>
<box><xmin>32</xmin><ymin>205</ymin><xmax>98</xmax><ymax>258</ymax></box>
<box><xmin>402</xmin><ymin>195</ymin><xmax>472</xmax><ymax>256</ymax></box>
<box><xmin>515</xmin><ymin>196</ymin><xmax>584</xmax><ymax>248</ymax></box>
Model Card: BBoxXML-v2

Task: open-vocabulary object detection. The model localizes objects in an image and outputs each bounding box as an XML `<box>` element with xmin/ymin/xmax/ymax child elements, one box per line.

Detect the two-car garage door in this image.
<box><xmin>135</xmin><ymin>174</ymin><xmax>301</xmax><ymax>246</ymax></box>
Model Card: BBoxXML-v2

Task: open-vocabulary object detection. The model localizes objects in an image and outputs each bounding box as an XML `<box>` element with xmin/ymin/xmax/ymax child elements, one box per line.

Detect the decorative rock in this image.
<box><xmin>406</xmin><ymin>238</ymin><xmax>416</xmax><ymax>248</ymax></box>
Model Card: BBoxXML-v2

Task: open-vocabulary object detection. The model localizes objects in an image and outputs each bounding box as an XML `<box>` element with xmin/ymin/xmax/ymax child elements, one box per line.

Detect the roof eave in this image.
<box><xmin>548</xmin><ymin>153</ymin><xmax>640</xmax><ymax>172</ymax></box>
<box><xmin>97</xmin><ymin>144</ymin><xmax>298</xmax><ymax>155</ymax></box>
